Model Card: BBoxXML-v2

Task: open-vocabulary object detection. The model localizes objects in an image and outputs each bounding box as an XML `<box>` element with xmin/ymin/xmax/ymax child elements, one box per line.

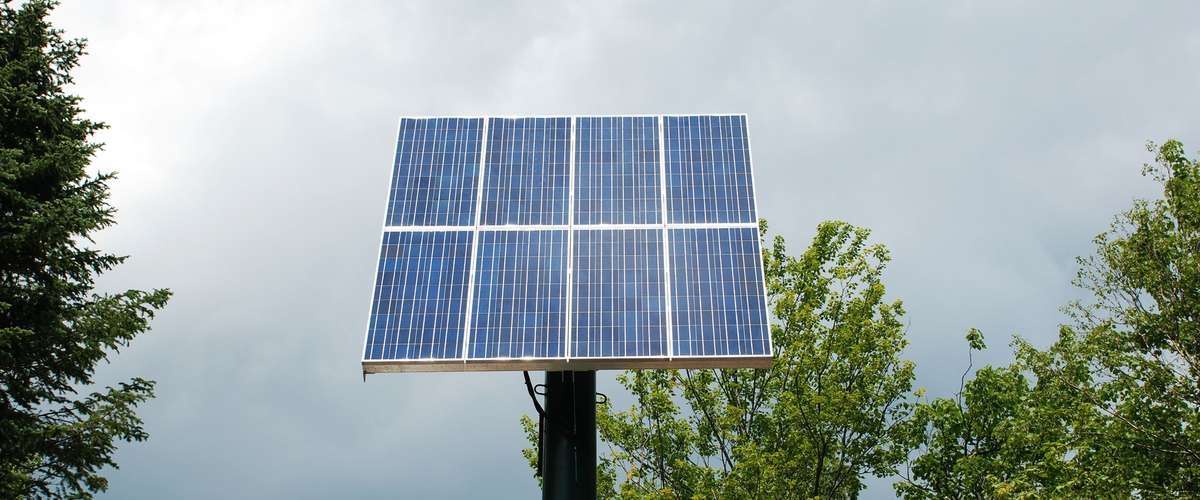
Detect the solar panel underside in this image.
<box><xmin>363</xmin><ymin>115</ymin><xmax>771</xmax><ymax>373</ymax></box>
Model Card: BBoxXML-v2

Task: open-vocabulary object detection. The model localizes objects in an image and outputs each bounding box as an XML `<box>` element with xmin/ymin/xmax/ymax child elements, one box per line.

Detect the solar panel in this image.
<box><xmin>668</xmin><ymin>227</ymin><xmax>770</xmax><ymax>357</ymax></box>
<box><xmin>364</xmin><ymin>230</ymin><xmax>473</xmax><ymax>360</ymax></box>
<box><xmin>663</xmin><ymin>115</ymin><xmax>756</xmax><ymax>224</ymax></box>
<box><xmin>571</xmin><ymin>229</ymin><xmax>666</xmax><ymax>358</ymax></box>
<box><xmin>468</xmin><ymin>229</ymin><xmax>568</xmax><ymax>359</ymax></box>
<box><xmin>574</xmin><ymin>117</ymin><xmax>661</xmax><ymax>224</ymax></box>
<box><xmin>481</xmin><ymin>117</ymin><xmax>572</xmax><ymax>226</ymax></box>
<box><xmin>387</xmin><ymin>118</ymin><xmax>483</xmax><ymax>227</ymax></box>
<box><xmin>363</xmin><ymin>115</ymin><xmax>770</xmax><ymax>373</ymax></box>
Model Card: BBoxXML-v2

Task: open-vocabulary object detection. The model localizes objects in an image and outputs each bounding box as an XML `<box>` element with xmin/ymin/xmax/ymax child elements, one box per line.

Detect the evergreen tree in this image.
<box><xmin>1</xmin><ymin>1</ymin><xmax>171</xmax><ymax>496</ymax></box>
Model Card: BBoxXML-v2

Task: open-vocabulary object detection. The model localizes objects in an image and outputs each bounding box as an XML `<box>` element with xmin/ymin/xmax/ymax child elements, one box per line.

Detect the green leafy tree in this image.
<box><xmin>1028</xmin><ymin>139</ymin><xmax>1200</xmax><ymax>495</ymax></box>
<box><xmin>895</xmin><ymin>330</ymin><xmax>1089</xmax><ymax>498</ymax></box>
<box><xmin>523</xmin><ymin>221</ymin><xmax>916</xmax><ymax>498</ymax></box>
<box><xmin>0</xmin><ymin>1</ymin><xmax>171</xmax><ymax>497</ymax></box>
<box><xmin>896</xmin><ymin>140</ymin><xmax>1200</xmax><ymax>498</ymax></box>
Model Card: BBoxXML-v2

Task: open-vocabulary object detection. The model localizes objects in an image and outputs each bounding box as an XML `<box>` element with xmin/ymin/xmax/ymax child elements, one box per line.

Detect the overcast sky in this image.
<box><xmin>48</xmin><ymin>1</ymin><xmax>1200</xmax><ymax>498</ymax></box>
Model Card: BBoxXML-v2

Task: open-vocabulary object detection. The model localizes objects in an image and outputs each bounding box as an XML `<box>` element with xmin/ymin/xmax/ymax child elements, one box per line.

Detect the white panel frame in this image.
<box><xmin>658</xmin><ymin>115</ymin><xmax>674</xmax><ymax>359</ymax></box>
<box><xmin>459</xmin><ymin>116</ymin><xmax>489</xmax><ymax>361</ymax></box>
<box><xmin>564</xmin><ymin>117</ymin><xmax>576</xmax><ymax>361</ymax></box>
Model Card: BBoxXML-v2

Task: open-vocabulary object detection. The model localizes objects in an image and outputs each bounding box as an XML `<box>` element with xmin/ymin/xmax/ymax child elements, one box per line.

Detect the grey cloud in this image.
<box><xmin>45</xmin><ymin>1</ymin><xmax>1200</xmax><ymax>498</ymax></box>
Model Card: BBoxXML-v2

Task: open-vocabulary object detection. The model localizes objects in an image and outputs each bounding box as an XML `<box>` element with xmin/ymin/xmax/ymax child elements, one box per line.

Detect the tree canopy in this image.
<box><xmin>0</xmin><ymin>1</ymin><xmax>170</xmax><ymax>497</ymax></box>
<box><xmin>896</xmin><ymin>140</ymin><xmax>1200</xmax><ymax>498</ymax></box>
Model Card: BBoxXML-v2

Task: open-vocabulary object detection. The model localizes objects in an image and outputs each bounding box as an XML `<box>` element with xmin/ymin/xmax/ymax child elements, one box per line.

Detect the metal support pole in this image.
<box><xmin>541</xmin><ymin>371</ymin><xmax>597</xmax><ymax>500</ymax></box>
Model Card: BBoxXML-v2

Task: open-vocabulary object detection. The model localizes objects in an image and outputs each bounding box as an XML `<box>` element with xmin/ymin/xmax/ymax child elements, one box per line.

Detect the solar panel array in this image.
<box><xmin>363</xmin><ymin>115</ymin><xmax>770</xmax><ymax>372</ymax></box>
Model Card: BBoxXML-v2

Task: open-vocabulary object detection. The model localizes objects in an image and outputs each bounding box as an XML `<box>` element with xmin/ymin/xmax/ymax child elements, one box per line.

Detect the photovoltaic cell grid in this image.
<box><xmin>469</xmin><ymin>230</ymin><xmax>568</xmax><ymax>359</ymax></box>
<box><xmin>574</xmin><ymin>117</ymin><xmax>661</xmax><ymax>224</ymax></box>
<box><xmin>669</xmin><ymin>227</ymin><xmax>769</xmax><ymax>356</ymax></box>
<box><xmin>572</xmin><ymin>229</ymin><xmax>666</xmax><ymax>358</ymax></box>
<box><xmin>386</xmin><ymin>118</ymin><xmax>483</xmax><ymax>227</ymax></box>
<box><xmin>364</xmin><ymin>231</ymin><xmax>473</xmax><ymax>360</ymax></box>
<box><xmin>663</xmin><ymin>115</ymin><xmax>756</xmax><ymax>224</ymax></box>
<box><xmin>481</xmin><ymin>118</ymin><xmax>572</xmax><ymax>225</ymax></box>
<box><xmin>363</xmin><ymin>115</ymin><xmax>770</xmax><ymax>372</ymax></box>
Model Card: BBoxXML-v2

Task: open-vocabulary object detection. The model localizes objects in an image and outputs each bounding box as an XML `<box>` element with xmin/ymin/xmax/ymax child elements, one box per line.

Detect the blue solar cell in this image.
<box><xmin>386</xmin><ymin>118</ymin><xmax>483</xmax><ymax>226</ymax></box>
<box><xmin>669</xmin><ymin>227</ymin><xmax>769</xmax><ymax>356</ymax></box>
<box><xmin>571</xmin><ymin>229</ymin><xmax>666</xmax><ymax>358</ymax></box>
<box><xmin>481</xmin><ymin>118</ymin><xmax>571</xmax><ymax>225</ymax></box>
<box><xmin>364</xmin><ymin>231</ymin><xmax>473</xmax><ymax>360</ymax></box>
<box><xmin>663</xmin><ymin>115</ymin><xmax>756</xmax><ymax>224</ymax></box>
<box><xmin>574</xmin><ymin>117</ymin><xmax>661</xmax><ymax>224</ymax></box>
<box><xmin>469</xmin><ymin>230</ymin><xmax>568</xmax><ymax>358</ymax></box>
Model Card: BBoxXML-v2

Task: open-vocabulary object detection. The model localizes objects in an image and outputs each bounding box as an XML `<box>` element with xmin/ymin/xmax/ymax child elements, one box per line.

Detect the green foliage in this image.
<box><xmin>896</xmin><ymin>140</ymin><xmax>1200</xmax><ymax>498</ymax></box>
<box><xmin>1043</xmin><ymin>139</ymin><xmax>1200</xmax><ymax>495</ymax></box>
<box><xmin>523</xmin><ymin>220</ymin><xmax>916</xmax><ymax>498</ymax></box>
<box><xmin>0</xmin><ymin>1</ymin><xmax>170</xmax><ymax>497</ymax></box>
<box><xmin>895</xmin><ymin>330</ymin><xmax>1086</xmax><ymax>498</ymax></box>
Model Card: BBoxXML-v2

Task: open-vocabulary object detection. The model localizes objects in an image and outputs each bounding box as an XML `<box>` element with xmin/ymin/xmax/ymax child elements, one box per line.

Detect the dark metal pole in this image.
<box><xmin>542</xmin><ymin>371</ymin><xmax>597</xmax><ymax>500</ymax></box>
<box><xmin>573</xmin><ymin>371</ymin><xmax>597</xmax><ymax>498</ymax></box>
